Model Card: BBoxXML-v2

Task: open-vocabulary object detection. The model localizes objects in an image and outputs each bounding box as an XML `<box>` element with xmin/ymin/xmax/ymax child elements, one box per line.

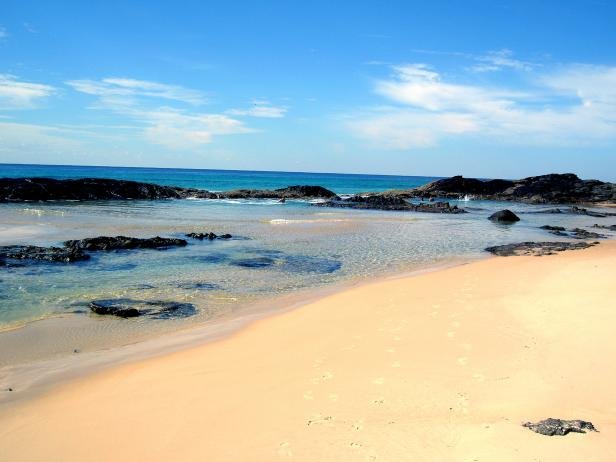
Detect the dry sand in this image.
<box><xmin>1</xmin><ymin>242</ymin><xmax>615</xmax><ymax>461</ymax></box>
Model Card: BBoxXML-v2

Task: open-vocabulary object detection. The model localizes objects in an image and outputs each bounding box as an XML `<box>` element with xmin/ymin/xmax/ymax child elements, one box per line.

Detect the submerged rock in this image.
<box><xmin>523</xmin><ymin>418</ymin><xmax>597</xmax><ymax>436</ymax></box>
<box><xmin>64</xmin><ymin>236</ymin><xmax>187</xmax><ymax>251</ymax></box>
<box><xmin>593</xmin><ymin>223</ymin><xmax>616</xmax><ymax>231</ymax></box>
<box><xmin>0</xmin><ymin>245</ymin><xmax>89</xmax><ymax>264</ymax></box>
<box><xmin>488</xmin><ymin>210</ymin><xmax>520</xmax><ymax>223</ymax></box>
<box><xmin>540</xmin><ymin>226</ymin><xmax>606</xmax><ymax>239</ymax></box>
<box><xmin>230</xmin><ymin>256</ymin><xmax>277</xmax><ymax>268</ymax></box>
<box><xmin>89</xmin><ymin>299</ymin><xmax>197</xmax><ymax>319</ymax></box>
<box><xmin>176</xmin><ymin>281</ymin><xmax>221</xmax><ymax>290</ymax></box>
<box><xmin>485</xmin><ymin>241</ymin><xmax>597</xmax><ymax>257</ymax></box>
<box><xmin>531</xmin><ymin>206</ymin><xmax>614</xmax><ymax>217</ymax></box>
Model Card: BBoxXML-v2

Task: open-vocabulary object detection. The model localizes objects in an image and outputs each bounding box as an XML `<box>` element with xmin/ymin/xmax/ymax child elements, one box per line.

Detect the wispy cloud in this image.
<box><xmin>0</xmin><ymin>27</ymin><xmax>7</xmax><ymax>39</ymax></box>
<box><xmin>66</xmin><ymin>77</ymin><xmax>207</xmax><ymax>105</ymax></box>
<box><xmin>23</xmin><ymin>22</ymin><xmax>38</xmax><ymax>33</ymax></box>
<box><xmin>68</xmin><ymin>77</ymin><xmax>252</xmax><ymax>149</ymax></box>
<box><xmin>0</xmin><ymin>74</ymin><xmax>56</xmax><ymax>109</ymax></box>
<box><xmin>470</xmin><ymin>49</ymin><xmax>534</xmax><ymax>73</ymax></box>
<box><xmin>346</xmin><ymin>63</ymin><xmax>616</xmax><ymax>149</ymax></box>
<box><xmin>227</xmin><ymin>100</ymin><xmax>287</xmax><ymax>118</ymax></box>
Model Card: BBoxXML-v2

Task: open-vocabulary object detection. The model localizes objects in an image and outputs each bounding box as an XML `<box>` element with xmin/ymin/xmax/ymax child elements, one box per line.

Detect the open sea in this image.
<box><xmin>1</xmin><ymin>163</ymin><xmax>613</xmax><ymax>366</ymax></box>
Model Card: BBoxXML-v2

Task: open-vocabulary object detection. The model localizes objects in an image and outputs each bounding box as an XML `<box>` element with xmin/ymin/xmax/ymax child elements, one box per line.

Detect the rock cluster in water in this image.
<box><xmin>0</xmin><ymin>178</ymin><xmax>339</xmax><ymax>202</ymax></box>
<box><xmin>185</xmin><ymin>232</ymin><xmax>232</xmax><ymax>240</ymax></box>
<box><xmin>485</xmin><ymin>241</ymin><xmax>598</xmax><ymax>257</ymax></box>
<box><xmin>64</xmin><ymin>236</ymin><xmax>187</xmax><ymax>251</ymax></box>
<box><xmin>540</xmin><ymin>226</ymin><xmax>607</xmax><ymax>240</ymax></box>
<box><xmin>530</xmin><ymin>206</ymin><xmax>615</xmax><ymax>217</ymax></box>
<box><xmin>0</xmin><ymin>245</ymin><xmax>89</xmax><ymax>265</ymax></box>
<box><xmin>523</xmin><ymin>418</ymin><xmax>597</xmax><ymax>436</ymax></box>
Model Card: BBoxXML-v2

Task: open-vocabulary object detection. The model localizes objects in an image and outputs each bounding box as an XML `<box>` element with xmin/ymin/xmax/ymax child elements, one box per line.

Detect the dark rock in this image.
<box><xmin>485</xmin><ymin>241</ymin><xmax>598</xmax><ymax>257</ymax></box>
<box><xmin>315</xmin><ymin>195</ymin><xmax>467</xmax><ymax>213</ymax></box>
<box><xmin>280</xmin><ymin>255</ymin><xmax>342</xmax><ymax>274</ymax></box>
<box><xmin>89</xmin><ymin>299</ymin><xmax>197</xmax><ymax>319</ymax></box>
<box><xmin>64</xmin><ymin>236</ymin><xmax>187</xmax><ymax>251</ymax></box>
<box><xmin>540</xmin><ymin>225</ymin><xmax>566</xmax><ymax>232</ymax></box>
<box><xmin>540</xmin><ymin>226</ymin><xmax>606</xmax><ymax>239</ymax></box>
<box><xmin>0</xmin><ymin>245</ymin><xmax>89</xmax><ymax>264</ymax></box>
<box><xmin>185</xmin><ymin>232</ymin><xmax>232</xmax><ymax>240</ymax></box>
<box><xmin>408</xmin><ymin>173</ymin><xmax>616</xmax><ymax>204</ymax></box>
<box><xmin>530</xmin><ymin>206</ymin><xmax>614</xmax><ymax>217</ymax></box>
<box><xmin>488</xmin><ymin>210</ymin><xmax>520</xmax><ymax>223</ymax></box>
<box><xmin>0</xmin><ymin>178</ymin><xmax>338</xmax><ymax>202</ymax></box>
<box><xmin>523</xmin><ymin>418</ymin><xmax>597</xmax><ymax>436</ymax></box>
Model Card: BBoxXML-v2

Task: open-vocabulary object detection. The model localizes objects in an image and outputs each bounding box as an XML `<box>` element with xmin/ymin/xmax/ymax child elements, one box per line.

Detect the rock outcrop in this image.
<box><xmin>0</xmin><ymin>178</ymin><xmax>338</xmax><ymax>202</ymax></box>
<box><xmin>485</xmin><ymin>241</ymin><xmax>597</xmax><ymax>257</ymax></box>
<box><xmin>523</xmin><ymin>418</ymin><xmax>597</xmax><ymax>436</ymax></box>
<box><xmin>488</xmin><ymin>210</ymin><xmax>520</xmax><ymax>223</ymax></box>
<box><xmin>185</xmin><ymin>232</ymin><xmax>232</xmax><ymax>240</ymax></box>
<box><xmin>540</xmin><ymin>226</ymin><xmax>606</xmax><ymax>239</ymax></box>
<box><xmin>314</xmin><ymin>195</ymin><xmax>467</xmax><ymax>213</ymax></box>
<box><xmin>409</xmin><ymin>173</ymin><xmax>616</xmax><ymax>204</ymax></box>
<box><xmin>64</xmin><ymin>236</ymin><xmax>187</xmax><ymax>251</ymax></box>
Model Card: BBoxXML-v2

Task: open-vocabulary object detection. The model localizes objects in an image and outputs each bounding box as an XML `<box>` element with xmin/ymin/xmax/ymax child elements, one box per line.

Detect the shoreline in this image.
<box><xmin>1</xmin><ymin>241</ymin><xmax>614</xmax><ymax>460</ymax></box>
<box><xmin>0</xmin><ymin>255</ymin><xmax>477</xmax><ymax>405</ymax></box>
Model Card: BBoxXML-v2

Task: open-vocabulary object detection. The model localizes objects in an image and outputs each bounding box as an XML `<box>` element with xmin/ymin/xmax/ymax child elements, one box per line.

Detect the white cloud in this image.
<box><xmin>347</xmin><ymin>63</ymin><xmax>616</xmax><ymax>149</ymax></box>
<box><xmin>67</xmin><ymin>77</ymin><xmax>206</xmax><ymax>105</ymax></box>
<box><xmin>471</xmin><ymin>49</ymin><xmax>534</xmax><ymax>73</ymax></box>
<box><xmin>227</xmin><ymin>100</ymin><xmax>288</xmax><ymax>118</ymax></box>
<box><xmin>0</xmin><ymin>74</ymin><xmax>56</xmax><ymax>109</ymax></box>
<box><xmin>67</xmin><ymin>77</ymin><xmax>252</xmax><ymax>149</ymax></box>
<box><xmin>0</xmin><ymin>27</ymin><xmax>7</xmax><ymax>39</ymax></box>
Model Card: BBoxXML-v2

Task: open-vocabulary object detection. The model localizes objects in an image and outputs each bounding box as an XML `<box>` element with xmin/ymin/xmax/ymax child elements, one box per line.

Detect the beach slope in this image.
<box><xmin>1</xmin><ymin>243</ymin><xmax>615</xmax><ymax>461</ymax></box>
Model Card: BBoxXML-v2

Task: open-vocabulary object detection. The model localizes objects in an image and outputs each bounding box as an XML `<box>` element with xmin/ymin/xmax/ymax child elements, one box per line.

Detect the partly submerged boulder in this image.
<box><xmin>488</xmin><ymin>210</ymin><xmax>520</xmax><ymax>223</ymax></box>
<box><xmin>89</xmin><ymin>299</ymin><xmax>197</xmax><ymax>319</ymax></box>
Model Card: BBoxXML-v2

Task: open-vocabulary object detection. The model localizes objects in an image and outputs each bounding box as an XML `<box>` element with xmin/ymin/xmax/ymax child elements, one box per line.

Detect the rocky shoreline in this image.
<box><xmin>2</xmin><ymin>173</ymin><xmax>614</xmax><ymax>208</ymax></box>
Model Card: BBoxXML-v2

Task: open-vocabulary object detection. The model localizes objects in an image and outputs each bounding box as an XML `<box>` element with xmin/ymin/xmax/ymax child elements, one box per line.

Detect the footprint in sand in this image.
<box><xmin>278</xmin><ymin>442</ymin><xmax>293</xmax><ymax>457</ymax></box>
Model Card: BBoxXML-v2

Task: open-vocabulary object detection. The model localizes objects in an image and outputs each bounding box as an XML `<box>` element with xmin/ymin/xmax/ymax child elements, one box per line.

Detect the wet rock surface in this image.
<box><xmin>65</xmin><ymin>236</ymin><xmax>187</xmax><ymax>251</ymax></box>
<box><xmin>176</xmin><ymin>282</ymin><xmax>221</xmax><ymax>290</ymax></box>
<box><xmin>315</xmin><ymin>195</ymin><xmax>467</xmax><ymax>213</ymax></box>
<box><xmin>0</xmin><ymin>245</ymin><xmax>89</xmax><ymax>265</ymax></box>
<box><xmin>0</xmin><ymin>178</ymin><xmax>338</xmax><ymax>202</ymax></box>
<box><xmin>485</xmin><ymin>241</ymin><xmax>598</xmax><ymax>256</ymax></box>
<box><xmin>523</xmin><ymin>418</ymin><xmax>598</xmax><ymax>436</ymax></box>
<box><xmin>530</xmin><ymin>206</ymin><xmax>615</xmax><ymax>217</ymax></box>
<box><xmin>89</xmin><ymin>299</ymin><xmax>197</xmax><ymax>319</ymax></box>
<box><xmin>488</xmin><ymin>210</ymin><xmax>520</xmax><ymax>223</ymax></box>
<box><xmin>409</xmin><ymin>173</ymin><xmax>616</xmax><ymax>204</ymax></box>
<box><xmin>185</xmin><ymin>232</ymin><xmax>232</xmax><ymax>240</ymax></box>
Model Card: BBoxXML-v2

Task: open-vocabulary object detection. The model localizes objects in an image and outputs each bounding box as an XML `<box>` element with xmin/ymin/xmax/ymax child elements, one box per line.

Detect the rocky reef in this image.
<box><xmin>64</xmin><ymin>236</ymin><xmax>187</xmax><ymax>251</ymax></box>
<box><xmin>89</xmin><ymin>299</ymin><xmax>197</xmax><ymax>319</ymax></box>
<box><xmin>185</xmin><ymin>232</ymin><xmax>232</xmax><ymax>240</ymax></box>
<box><xmin>523</xmin><ymin>418</ymin><xmax>597</xmax><ymax>436</ymax></box>
<box><xmin>314</xmin><ymin>194</ymin><xmax>467</xmax><ymax>213</ymax></box>
<box><xmin>0</xmin><ymin>178</ymin><xmax>338</xmax><ymax>202</ymax></box>
<box><xmin>0</xmin><ymin>245</ymin><xmax>89</xmax><ymax>265</ymax></box>
<box><xmin>540</xmin><ymin>226</ymin><xmax>606</xmax><ymax>240</ymax></box>
<box><xmin>485</xmin><ymin>241</ymin><xmax>598</xmax><ymax>257</ymax></box>
<box><xmin>408</xmin><ymin>173</ymin><xmax>616</xmax><ymax>204</ymax></box>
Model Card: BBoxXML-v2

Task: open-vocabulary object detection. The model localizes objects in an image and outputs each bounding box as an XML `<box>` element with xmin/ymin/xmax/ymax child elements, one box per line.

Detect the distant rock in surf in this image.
<box><xmin>64</xmin><ymin>236</ymin><xmax>187</xmax><ymax>251</ymax></box>
<box><xmin>314</xmin><ymin>194</ymin><xmax>467</xmax><ymax>213</ymax></box>
<box><xmin>488</xmin><ymin>210</ymin><xmax>520</xmax><ymax>223</ymax></box>
<box><xmin>540</xmin><ymin>226</ymin><xmax>607</xmax><ymax>239</ymax></box>
<box><xmin>89</xmin><ymin>299</ymin><xmax>197</xmax><ymax>319</ymax></box>
<box><xmin>185</xmin><ymin>232</ymin><xmax>232</xmax><ymax>240</ymax></box>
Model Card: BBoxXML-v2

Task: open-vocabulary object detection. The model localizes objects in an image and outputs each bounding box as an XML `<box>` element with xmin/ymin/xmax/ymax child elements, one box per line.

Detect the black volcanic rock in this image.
<box><xmin>523</xmin><ymin>418</ymin><xmax>597</xmax><ymax>436</ymax></box>
<box><xmin>315</xmin><ymin>195</ymin><xmax>467</xmax><ymax>213</ymax></box>
<box><xmin>531</xmin><ymin>206</ymin><xmax>614</xmax><ymax>217</ymax></box>
<box><xmin>409</xmin><ymin>173</ymin><xmax>616</xmax><ymax>204</ymax></box>
<box><xmin>488</xmin><ymin>210</ymin><xmax>520</xmax><ymax>223</ymax></box>
<box><xmin>540</xmin><ymin>226</ymin><xmax>606</xmax><ymax>239</ymax></box>
<box><xmin>89</xmin><ymin>299</ymin><xmax>196</xmax><ymax>319</ymax></box>
<box><xmin>0</xmin><ymin>245</ymin><xmax>89</xmax><ymax>264</ymax></box>
<box><xmin>485</xmin><ymin>241</ymin><xmax>597</xmax><ymax>257</ymax></box>
<box><xmin>64</xmin><ymin>236</ymin><xmax>187</xmax><ymax>251</ymax></box>
<box><xmin>0</xmin><ymin>178</ymin><xmax>339</xmax><ymax>202</ymax></box>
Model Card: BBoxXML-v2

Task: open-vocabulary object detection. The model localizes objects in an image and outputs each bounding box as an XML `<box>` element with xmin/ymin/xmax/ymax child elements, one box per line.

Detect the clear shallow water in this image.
<box><xmin>0</xmin><ymin>164</ymin><xmax>614</xmax><ymax>364</ymax></box>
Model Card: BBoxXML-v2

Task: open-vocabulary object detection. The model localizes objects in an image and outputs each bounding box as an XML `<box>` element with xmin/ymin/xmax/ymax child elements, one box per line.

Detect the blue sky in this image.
<box><xmin>1</xmin><ymin>1</ymin><xmax>615</xmax><ymax>180</ymax></box>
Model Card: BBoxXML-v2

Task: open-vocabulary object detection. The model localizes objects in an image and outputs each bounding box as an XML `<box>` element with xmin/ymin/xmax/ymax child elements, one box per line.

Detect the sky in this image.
<box><xmin>1</xmin><ymin>0</ymin><xmax>615</xmax><ymax>180</ymax></box>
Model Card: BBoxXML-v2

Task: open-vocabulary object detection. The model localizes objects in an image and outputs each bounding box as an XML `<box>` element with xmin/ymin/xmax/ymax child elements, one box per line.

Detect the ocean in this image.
<box><xmin>0</xmin><ymin>164</ymin><xmax>612</xmax><ymax>366</ymax></box>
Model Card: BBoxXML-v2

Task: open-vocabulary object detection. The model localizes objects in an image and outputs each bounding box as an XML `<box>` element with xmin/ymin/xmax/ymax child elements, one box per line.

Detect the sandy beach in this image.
<box><xmin>1</xmin><ymin>242</ymin><xmax>615</xmax><ymax>461</ymax></box>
